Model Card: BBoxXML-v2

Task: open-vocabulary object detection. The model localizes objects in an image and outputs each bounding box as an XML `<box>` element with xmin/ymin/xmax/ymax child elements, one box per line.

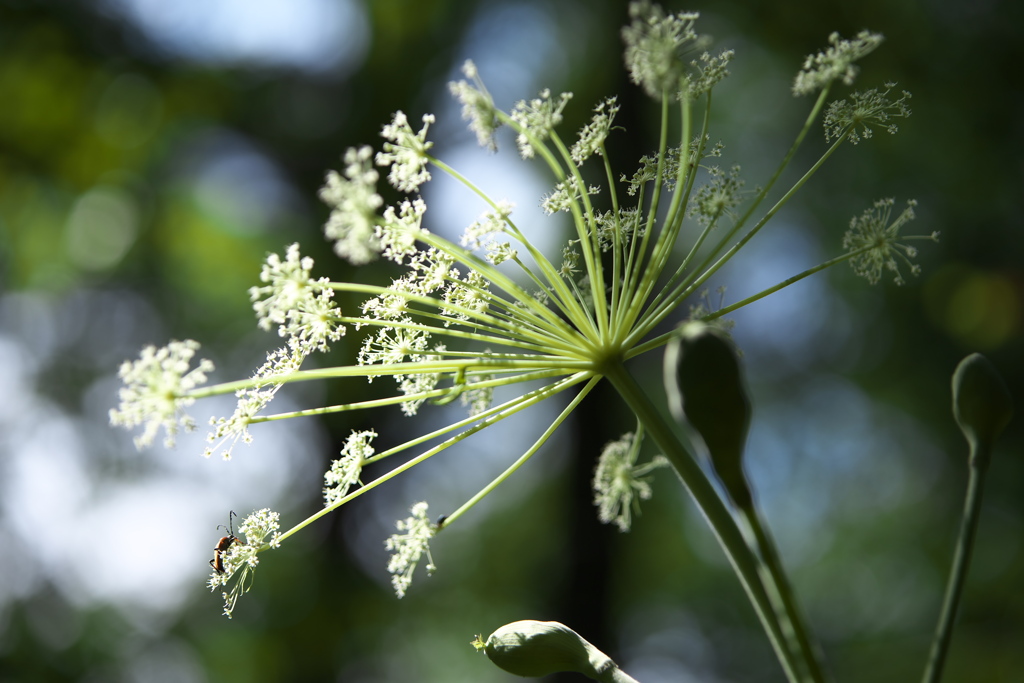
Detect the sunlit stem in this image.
<box><xmin>631</xmin><ymin>91</ymin><xmax>694</xmax><ymax>325</ymax></box>
<box><xmin>252</xmin><ymin>368</ymin><xmax>570</xmax><ymax>424</ymax></box>
<box><xmin>621</xmin><ymin>94</ymin><xmax>671</xmax><ymax>314</ymax></box>
<box><xmin>334</xmin><ymin>315</ymin><xmax>572</xmax><ymax>356</ymax></box>
<box><xmin>921</xmin><ymin>453</ymin><xmax>989</xmax><ymax>683</ymax></box>
<box><xmin>362</xmin><ymin>372</ymin><xmax>589</xmax><ymax>465</ymax></box>
<box><xmin>442</xmin><ymin>376</ymin><xmax>601</xmax><ymax>527</ymax></box>
<box><xmin>703</xmin><ymin>249</ymin><xmax>864</xmax><ymax>321</ymax></box>
<box><xmin>549</xmin><ymin>131</ymin><xmax>610</xmax><ymax>335</ymax></box>
<box><xmin>641</xmin><ymin>95</ymin><xmax>713</xmax><ymax>318</ymax></box>
<box><xmin>601</xmin><ymin>144</ymin><xmax>623</xmax><ymax>315</ymax></box>
<box><xmin>415</xmin><ymin>229</ymin><xmax>587</xmax><ymax>336</ymax></box>
<box><xmin>491</xmin><ymin>112</ymin><xmax>595</xmax><ymax>328</ymax></box>
<box><xmin>328</xmin><ymin>278</ymin><xmax>570</xmax><ymax>348</ymax></box>
<box><xmin>625</xmin><ymin>88</ymin><xmax>834</xmax><ymax>346</ymax></box>
<box><xmin>275</xmin><ymin>372</ymin><xmax>591</xmax><ymax>544</ymax></box>
<box><xmin>602</xmin><ymin>362</ymin><xmax>804</xmax><ymax>683</ymax></box>
<box><xmin>189</xmin><ymin>356</ymin><xmax>592</xmax><ymax>399</ymax></box>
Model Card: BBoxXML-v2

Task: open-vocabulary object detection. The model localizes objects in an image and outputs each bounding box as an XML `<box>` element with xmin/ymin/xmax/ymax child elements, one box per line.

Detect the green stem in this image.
<box><xmin>602</xmin><ymin>362</ymin><xmax>804</xmax><ymax>682</ymax></box>
<box><xmin>625</xmin><ymin>130</ymin><xmax>848</xmax><ymax>348</ymax></box>
<box><xmin>276</xmin><ymin>373</ymin><xmax>590</xmax><ymax>543</ymax></box>
<box><xmin>740</xmin><ymin>505</ymin><xmax>828</xmax><ymax>683</ymax></box>
<box><xmin>921</xmin><ymin>454</ymin><xmax>989</xmax><ymax>683</ymax></box>
<box><xmin>443</xmin><ymin>376</ymin><xmax>601</xmax><ymax>526</ymax></box>
<box><xmin>704</xmin><ymin>249</ymin><xmax>863</xmax><ymax>321</ymax></box>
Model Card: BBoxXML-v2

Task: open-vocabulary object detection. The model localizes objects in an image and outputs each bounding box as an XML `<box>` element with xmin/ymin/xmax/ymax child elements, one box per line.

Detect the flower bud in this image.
<box><xmin>952</xmin><ymin>353</ymin><xmax>1013</xmax><ymax>468</ymax></box>
<box><xmin>480</xmin><ymin>620</ymin><xmax>614</xmax><ymax>679</ymax></box>
<box><xmin>666</xmin><ymin>322</ymin><xmax>752</xmax><ymax>509</ymax></box>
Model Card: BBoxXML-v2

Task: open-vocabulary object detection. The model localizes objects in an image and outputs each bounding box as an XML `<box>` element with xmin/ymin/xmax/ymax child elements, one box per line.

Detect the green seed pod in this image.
<box><xmin>666</xmin><ymin>321</ymin><xmax>752</xmax><ymax>509</ymax></box>
<box><xmin>481</xmin><ymin>620</ymin><xmax>617</xmax><ymax>680</ymax></box>
<box><xmin>952</xmin><ymin>353</ymin><xmax>1013</xmax><ymax>468</ymax></box>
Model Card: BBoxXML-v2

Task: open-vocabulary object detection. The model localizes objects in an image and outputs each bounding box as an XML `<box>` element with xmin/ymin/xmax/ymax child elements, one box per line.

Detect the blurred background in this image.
<box><xmin>1</xmin><ymin>0</ymin><xmax>1022</xmax><ymax>681</ymax></box>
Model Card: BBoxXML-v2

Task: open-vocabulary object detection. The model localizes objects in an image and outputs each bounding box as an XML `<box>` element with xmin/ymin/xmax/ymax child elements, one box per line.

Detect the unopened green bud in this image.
<box><xmin>665</xmin><ymin>321</ymin><xmax>752</xmax><ymax>509</ymax></box>
<box><xmin>477</xmin><ymin>620</ymin><xmax>638</xmax><ymax>682</ymax></box>
<box><xmin>952</xmin><ymin>353</ymin><xmax>1013</xmax><ymax>468</ymax></box>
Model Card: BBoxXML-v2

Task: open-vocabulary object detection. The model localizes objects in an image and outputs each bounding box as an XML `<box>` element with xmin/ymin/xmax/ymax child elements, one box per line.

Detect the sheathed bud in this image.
<box><xmin>476</xmin><ymin>620</ymin><xmax>633</xmax><ymax>681</ymax></box>
<box><xmin>666</xmin><ymin>322</ymin><xmax>752</xmax><ymax>509</ymax></box>
<box><xmin>952</xmin><ymin>353</ymin><xmax>1013</xmax><ymax>468</ymax></box>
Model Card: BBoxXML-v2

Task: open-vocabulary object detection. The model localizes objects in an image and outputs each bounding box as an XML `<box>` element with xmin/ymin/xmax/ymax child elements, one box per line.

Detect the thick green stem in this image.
<box><xmin>602</xmin><ymin>362</ymin><xmax>804</xmax><ymax>682</ymax></box>
<box><xmin>921</xmin><ymin>454</ymin><xmax>989</xmax><ymax>683</ymax></box>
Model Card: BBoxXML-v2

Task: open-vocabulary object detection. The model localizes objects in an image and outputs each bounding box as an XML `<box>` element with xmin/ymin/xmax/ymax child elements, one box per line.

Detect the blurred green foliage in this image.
<box><xmin>1</xmin><ymin>0</ymin><xmax>1021</xmax><ymax>682</ymax></box>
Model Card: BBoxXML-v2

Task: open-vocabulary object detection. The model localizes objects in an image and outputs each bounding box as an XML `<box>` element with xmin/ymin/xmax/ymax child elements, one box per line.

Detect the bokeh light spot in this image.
<box><xmin>64</xmin><ymin>186</ymin><xmax>140</xmax><ymax>271</ymax></box>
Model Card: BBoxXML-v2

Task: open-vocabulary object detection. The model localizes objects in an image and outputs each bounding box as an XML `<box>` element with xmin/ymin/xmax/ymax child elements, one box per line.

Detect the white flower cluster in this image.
<box><xmin>621</xmin><ymin>136</ymin><xmax>721</xmax><ymax>197</ymax></box>
<box><xmin>249</xmin><ymin>243</ymin><xmax>345</xmax><ymax>353</ymax></box>
<box><xmin>593</xmin><ymin>208</ymin><xmax>643</xmax><ymax>252</ymax></box>
<box><xmin>541</xmin><ymin>181</ymin><xmax>600</xmax><ymax>215</ymax></box>
<box><xmin>202</xmin><ymin>244</ymin><xmax>349</xmax><ymax>459</ymax></box>
<box><xmin>208</xmin><ymin>508</ymin><xmax>281</xmax><ymax>618</ymax></box>
<box><xmin>323</xmin><ymin>430</ymin><xmax>375</xmax><ymax>506</ymax></box>
<box><xmin>376</xmin><ymin>111</ymin><xmax>435</xmax><ymax>193</ymax></box>
<box><xmin>109</xmin><ymin>340</ymin><xmax>213</xmax><ymax>449</ymax></box>
<box><xmin>378</xmin><ymin>198</ymin><xmax>428</xmax><ymax>264</ymax></box>
<box><xmin>510</xmin><ymin>89</ymin><xmax>573</xmax><ymax>159</ymax></box>
<box><xmin>396</xmin><ymin>345</ymin><xmax>445</xmax><ymax>416</ymax></box>
<box><xmin>385</xmin><ymin>501</ymin><xmax>436</xmax><ymax>598</ymax></box>
<box><xmin>320</xmin><ymin>146</ymin><xmax>384</xmax><ymax>264</ymax></box>
<box><xmin>460</xmin><ymin>372</ymin><xmax>495</xmax><ymax>417</ymax></box>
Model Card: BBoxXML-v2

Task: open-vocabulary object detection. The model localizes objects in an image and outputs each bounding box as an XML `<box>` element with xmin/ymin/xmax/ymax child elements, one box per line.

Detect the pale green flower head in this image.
<box><xmin>570</xmin><ymin>97</ymin><xmax>620</xmax><ymax>165</ymax></box>
<box><xmin>592</xmin><ymin>430</ymin><xmax>669</xmax><ymax>532</ymax></box>
<box><xmin>824</xmin><ymin>82</ymin><xmax>912</xmax><ymax>144</ymax></box>
<box><xmin>622</xmin><ymin>0</ymin><xmax>708</xmax><ymax>99</ymax></box>
<box><xmin>686</xmin><ymin>49</ymin><xmax>735</xmax><ymax>98</ymax></box>
<box><xmin>843</xmin><ymin>198</ymin><xmax>938</xmax><ymax>285</ymax></box>
<box><xmin>449</xmin><ymin>60</ymin><xmax>501</xmax><ymax>151</ymax></box>
<box><xmin>691</xmin><ymin>164</ymin><xmax>748</xmax><ymax>226</ymax></box>
<box><xmin>792</xmin><ymin>29</ymin><xmax>885</xmax><ymax>96</ymax></box>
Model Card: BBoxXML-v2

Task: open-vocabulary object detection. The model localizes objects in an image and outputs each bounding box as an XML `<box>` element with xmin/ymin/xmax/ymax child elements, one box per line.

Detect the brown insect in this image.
<box><xmin>209</xmin><ymin>511</ymin><xmax>241</xmax><ymax>574</ymax></box>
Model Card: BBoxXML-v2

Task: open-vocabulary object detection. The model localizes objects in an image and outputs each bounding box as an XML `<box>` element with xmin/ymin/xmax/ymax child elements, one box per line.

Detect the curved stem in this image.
<box><xmin>602</xmin><ymin>362</ymin><xmax>804</xmax><ymax>682</ymax></box>
<box><xmin>921</xmin><ymin>453</ymin><xmax>989</xmax><ymax>683</ymax></box>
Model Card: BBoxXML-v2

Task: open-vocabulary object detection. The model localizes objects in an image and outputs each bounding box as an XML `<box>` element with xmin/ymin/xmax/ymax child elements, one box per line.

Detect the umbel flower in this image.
<box><xmin>110</xmin><ymin>1</ymin><xmax>933</xmax><ymax>628</ymax></box>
